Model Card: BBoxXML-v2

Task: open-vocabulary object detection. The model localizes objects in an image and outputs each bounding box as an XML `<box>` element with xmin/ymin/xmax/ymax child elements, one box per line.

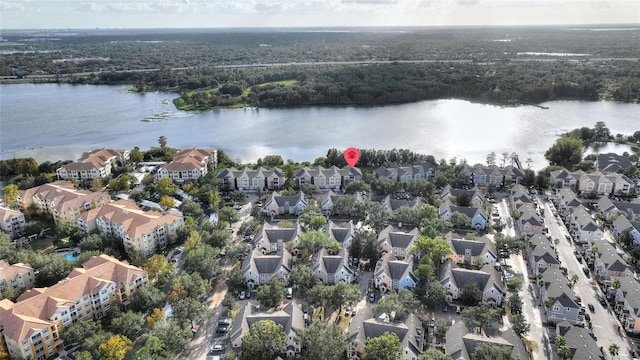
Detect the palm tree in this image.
<box><xmin>553</xmin><ymin>335</ymin><xmax>566</xmax><ymax>348</ymax></box>
<box><xmin>544</xmin><ymin>298</ymin><xmax>554</xmax><ymax>309</ymax></box>
<box><xmin>558</xmin><ymin>345</ymin><xmax>572</xmax><ymax>360</ymax></box>
<box><xmin>569</xmin><ymin>273</ymin><xmax>578</xmax><ymax>287</ymax></box>
<box><xmin>612</xmin><ymin>278</ymin><xmax>622</xmax><ymax>291</ymax></box>
<box><xmin>609</xmin><ymin>343</ymin><xmax>620</xmax><ymax>359</ymax></box>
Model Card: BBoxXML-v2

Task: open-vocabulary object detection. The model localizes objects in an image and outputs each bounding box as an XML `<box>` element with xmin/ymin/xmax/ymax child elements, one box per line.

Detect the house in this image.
<box><xmin>446</xmin><ymin>320</ymin><xmax>526</xmax><ymax>360</ymax></box>
<box><xmin>321</xmin><ymin>190</ymin><xmax>363</xmax><ymax>214</ymax></box>
<box><xmin>440</xmin><ymin>185</ymin><xmax>485</xmax><ymax>208</ymax></box>
<box><xmin>613</xmin><ymin>199</ymin><xmax>640</xmax><ymax>222</ymax></box>
<box><xmin>374</xmin><ymin>162</ymin><xmax>438</xmax><ymax>183</ymax></box>
<box><xmin>348</xmin><ymin>313</ymin><xmax>425</xmax><ymax>360</ymax></box>
<box><xmin>0</xmin><ymin>261</ymin><xmax>34</xmax><ymax>295</ymax></box>
<box><xmin>18</xmin><ymin>181</ymin><xmax>110</xmax><ymax>224</ymax></box>
<box><xmin>596</xmin><ymin>153</ymin><xmax>633</xmax><ymax>173</ymax></box>
<box><xmin>311</xmin><ymin>248</ymin><xmax>354</xmax><ymax>285</ymax></box>
<box><xmin>439</xmin><ymin>260</ymin><xmax>504</xmax><ymax>306</ymax></box>
<box><xmin>577</xmin><ymin>171</ymin><xmax>614</xmax><ymax>196</ymax></box>
<box><xmin>56</xmin><ymin>148</ymin><xmax>129</xmax><ymax>181</ymax></box>
<box><xmin>253</xmin><ymin>222</ymin><xmax>302</xmax><ymax>254</ymax></box>
<box><xmin>592</xmin><ymin>241</ymin><xmax>634</xmax><ymax>282</ymax></box>
<box><xmin>0</xmin><ymin>206</ymin><xmax>26</xmax><ymax>239</ymax></box>
<box><xmin>377</xmin><ymin>226</ymin><xmax>420</xmax><ymax>259</ymax></box>
<box><xmin>612</xmin><ymin>216</ymin><xmax>640</xmax><ymax>246</ymax></box>
<box><xmin>262</xmin><ymin>191</ymin><xmax>308</xmax><ymax>217</ymax></box>
<box><xmin>156</xmin><ymin>148</ymin><xmax>217</xmax><ymax>183</ymax></box>
<box><xmin>553</xmin><ymin>321</ymin><xmax>604</xmax><ymax>359</ymax></box>
<box><xmin>607</xmin><ymin>173</ymin><xmax>635</xmax><ymax>196</ymax></box>
<box><xmin>509</xmin><ymin>184</ymin><xmax>533</xmax><ymax>208</ymax></box>
<box><xmin>242</xmin><ymin>249</ymin><xmax>293</xmax><ymax>289</ymax></box>
<box><xmin>516</xmin><ymin>202</ymin><xmax>544</xmax><ymax>237</ymax></box>
<box><xmin>526</xmin><ymin>234</ymin><xmax>561</xmax><ymax>277</ymax></box>
<box><xmin>295</xmin><ymin>166</ymin><xmax>360</xmax><ymax>190</ymax></box>
<box><xmin>380</xmin><ymin>195</ymin><xmax>423</xmax><ymax>214</ymax></box>
<box><xmin>78</xmin><ymin>199</ymin><xmax>184</xmax><ymax>256</ymax></box>
<box><xmin>566</xmin><ymin>205</ymin><xmax>603</xmax><ymax>244</ymax></box>
<box><xmin>550</xmin><ymin>169</ymin><xmax>581</xmax><ymax>188</ymax></box>
<box><xmin>374</xmin><ymin>254</ymin><xmax>418</xmax><ymax>293</ymax></box>
<box><xmin>608</xmin><ymin>276</ymin><xmax>640</xmax><ymax>334</ymax></box>
<box><xmin>552</xmin><ymin>188</ymin><xmax>583</xmax><ymax>220</ymax></box>
<box><xmin>596</xmin><ymin>196</ymin><xmax>618</xmax><ymax>222</ymax></box>
<box><xmin>446</xmin><ymin>233</ymin><xmax>497</xmax><ymax>267</ymax></box>
<box><xmin>326</xmin><ymin>220</ymin><xmax>356</xmax><ymax>249</ymax></box>
<box><xmin>538</xmin><ymin>268</ymin><xmax>582</xmax><ymax>325</ymax></box>
<box><xmin>216</xmin><ymin>166</ymin><xmax>285</xmax><ymax>191</ymax></box>
<box><xmin>0</xmin><ymin>255</ymin><xmax>147</xmax><ymax>360</ymax></box>
<box><xmin>230</xmin><ymin>302</ymin><xmax>304</xmax><ymax>358</ymax></box>
<box><xmin>439</xmin><ymin>202</ymin><xmax>488</xmax><ymax>230</ymax></box>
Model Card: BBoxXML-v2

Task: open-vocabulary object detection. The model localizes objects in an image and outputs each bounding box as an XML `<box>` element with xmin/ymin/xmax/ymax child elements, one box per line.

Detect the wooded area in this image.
<box><xmin>1</xmin><ymin>26</ymin><xmax>639</xmax><ymax>107</ymax></box>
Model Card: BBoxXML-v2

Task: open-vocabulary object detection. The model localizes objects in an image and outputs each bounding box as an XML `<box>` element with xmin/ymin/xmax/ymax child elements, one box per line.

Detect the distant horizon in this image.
<box><xmin>1</xmin><ymin>23</ymin><xmax>639</xmax><ymax>32</ymax></box>
<box><xmin>1</xmin><ymin>0</ymin><xmax>638</xmax><ymax>30</ymax></box>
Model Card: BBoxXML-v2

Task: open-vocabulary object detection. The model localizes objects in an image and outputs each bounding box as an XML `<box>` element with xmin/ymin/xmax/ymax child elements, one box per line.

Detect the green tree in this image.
<box><xmin>450</xmin><ymin>211</ymin><xmax>472</xmax><ymax>228</ymax></box>
<box><xmin>512</xmin><ymin>314</ymin><xmax>530</xmax><ymax>336</ymax></box>
<box><xmin>419</xmin><ymin>349</ymin><xmax>452</xmax><ymax>360</ymax></box>
<box><xmin>134</xmin><ymin>335</ymin><xmax>167</xmax><ymax>360</ymax></box>
<box><xmin>257</xmin><ymin>278</ymin><xmax>287</xmax><ymax>308</ymax></box>
<box><xmin>461</xmin><ymin>303</ymin><xmax>502</xmax><ymax>333</ymax></box>
<box><xmin>130</xmin><ymin>146</ymin><xmax>143</xmax><ymax>163</ymax></box>
<box><xmin>144</xmin><ymin>254</ymin><xmax>175</xmax><ymax>284</ymax></box>
<box><xmin>241</xmin><ymin>319</ymin><xmax>287</xmax><ymax>360</ymax></box>
<box><xmin>158</xmin><ymin>136</ymin><xmax>167</xmax><ymax>150</ymax></box>
<box><xmin>557</xmin><ymin>345</ymin><xmax>572</xmax><ymax>360</ymax></box>
<box><xmin>2</xmin><ymin>184</ymin><xmax>20</xmax><ymax>206</ymax></box>
<box><xmin>183</xmin><ymin>244</ymin><xmax>222</xmax><ymax>282</ymax></box>
<box><xmin>309</xmin><ymin>215</ymin><xmax>327</xmax><ymax>230</ymax></box>
<box><xmin>149</xmin><ymin>319</ymin><xmax>191</xmax><ymax>354</ymax></box>
<box><xmin>326</xmin><ymin>281</ymin><xmax>361</xmax><ymax>311</ymax></box>
<box><xmin>159</xmin><ymin>195</ymin><xmax>176</xmax><ymax>210</ymax></box>
<box><xmin>507</xmin><ymin>293</ymin><xmax>523</xmax><ymax>315</ymax></box>
<box><xmin>289</xmin><ymin>263</ymin><xmax>319</xmax><ymax>296</ymax></box>
<box><xmin>298</xmin><ymin>230</ymin><xmax>330</xmax><ymax>254</ymax></box>
<box><xmin>544</xmin><ymin>137</ymin><xmax>583</xmax><ymax>170</ymax></box>
<box><xmin>553</xmin><ymin>335</ymin><xmax>566</xmax><ymax>348</ymax></box>
<box><xmin>372</xmin><ymin>289</ymin><xmax>418</xmax><ymax>320</ymax></box>
<box><xmin>171</xmin><ymin>296</ymin><xmax>211</xmax><ymax>327</ymax></box>
<box><xmin>471</xmin><ymin>343</ymin><xmax>514</xmax><ymax>360</ymax></box>
<box><xmin>609</xmin><ymin>343</ymin><xmax>620</xmax><ymax>359</ymax></box>
<box><xmin>364</xmin><ymin>332</ymin><xmax>403</xmax><ymax>360</ymax></box>
<box><xmin>62</xmin><ymin>320</ymin><xmax>103</xmax><ymax>346</ymax></box>
<box><xmin>109</xmin><ymin>311</ymin><xmax>144</xmax><ymax>340</ymax></box>
<box><xmin>217</xmin><ymin>206</ymin><xmax>241</xmax><ymax>223</ymax></box>
<box><xmin>156</xmin><ymin>177</ymin><xmax>178</xmax><ymax>196</ymax></box>
<box><xmin>179</xmin><ymin>199</ymin><xmax>204</xmax><ymax>219</ymax></box>
<box><xmin>131</xmin><ymin>283</ymin><xmax>167</xmax><ymax>312</ymax></box>
<box><xmin>411</xmin><ymin>235</ymin><xmax>452</xmax><ymax>267</ymax></box>
<box><xmin>297</xmin><ymin>321</ymin><xmax>348</xmax><ymax>360</ymax></box>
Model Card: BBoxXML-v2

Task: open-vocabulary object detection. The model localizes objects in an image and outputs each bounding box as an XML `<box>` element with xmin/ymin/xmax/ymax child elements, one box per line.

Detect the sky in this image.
<box><xmin>0</xmin><ymin>0</ymin><xmax>638</xmax><ymax>29</ymax></box>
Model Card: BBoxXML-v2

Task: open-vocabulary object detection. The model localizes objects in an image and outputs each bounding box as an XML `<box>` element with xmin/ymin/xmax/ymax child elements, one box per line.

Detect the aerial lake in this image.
<box><xmin>1</xmin><ymin>83</ymin><xmax>638</xmax><ymax>169</ymax></box>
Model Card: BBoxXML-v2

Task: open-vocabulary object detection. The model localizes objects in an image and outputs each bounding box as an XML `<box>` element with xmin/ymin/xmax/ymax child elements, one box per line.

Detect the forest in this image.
<box><xmin>1</xmin><ymin>26</ymin><xmax>639</xmax><ymax>107</ymax></box>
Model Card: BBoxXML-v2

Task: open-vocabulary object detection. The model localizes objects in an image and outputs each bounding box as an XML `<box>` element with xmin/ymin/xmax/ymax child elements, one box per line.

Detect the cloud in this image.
<box><xmin>78</xmin><ymin>2</ymin><xmax>103</xmax><ymax>12</ymax></box>
<box><xmin>342</xmin><ymin>0</ymin><xmax>398</xmax><ymax>4</ymax></box>
<box><xmin>0</xmin><ymin>1</ymin><xmax>25</xmax><ymax>10</ymax></box>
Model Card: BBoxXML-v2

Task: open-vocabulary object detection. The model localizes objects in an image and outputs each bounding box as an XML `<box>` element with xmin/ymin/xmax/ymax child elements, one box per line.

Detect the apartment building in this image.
<box><xmin>156</xmin><ymin>148</ymin><xmax>217</xmax><ymax>183</ymax></box>
<box><xmin>0</xmin><ymin>261</ymin><xmax>34</xmax><ymax>295</ymax></box>
<box><xmin>0</xmin><ymin>206</ymin><xmax>26</xmax><ymax>239</ymax></box>
<box><xmin>18</xmin><ymin>181</ymin><xmax>110</xmax><ymax>224</ymax></box>
<box><xmin>0</xmin><ymin>255</ymin><xmax>147</xmax><ymax>360</ymax></box>
<box><xmin>56</xmin><ymin>148</ymin><xmax>129</xmax><ymax>181</ymax></box>
<box><xmin>78</xmin><ymin>199</ymin><xmax>183</xmax><ymax>256</ymax></box>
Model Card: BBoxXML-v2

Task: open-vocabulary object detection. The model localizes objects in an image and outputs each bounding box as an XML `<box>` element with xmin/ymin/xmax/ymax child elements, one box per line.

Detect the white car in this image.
<box><xmin>239</xmin><ymin>291</ymin><xmax>246</xmax><ymax>300</ymax></box>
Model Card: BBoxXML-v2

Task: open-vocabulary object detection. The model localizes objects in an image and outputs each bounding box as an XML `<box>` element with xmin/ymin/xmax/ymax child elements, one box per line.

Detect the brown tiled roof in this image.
<box><xmin>0</xmin><ymin>206</ymin><xmax>23</xmax><ymax>221</ymax></box>
<box><xmin>19</xmin><ymin>181</ymin><xmax>110</xmax><ymax>214</ymax></box>
<box><xmin>1</xmin><ymin>255</ymin><xmax>145</xmax><ymax>344</ymax></box>
<box><xmin>79</xmin><ymin>199</ymin><xmax>182</xmax><ymax>240</ymax></box>
<box><xmin>0</xmin><ymin>261</ymin><xmax>33</xmax><ymax>283</ymax></box>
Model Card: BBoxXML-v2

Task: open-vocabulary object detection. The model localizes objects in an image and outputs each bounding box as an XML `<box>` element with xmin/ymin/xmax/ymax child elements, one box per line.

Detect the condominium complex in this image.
<box><xmin>17</xmin><ymin>181</ymin><xmax>110</xmax><ymax>224</ymax></box>
<box><xmin>0</xmin><ymin>261</ymin><xmax>34</xmax><ymax>296</ymax></box>
<box><xmin>156</xmin><ymin>148</ymin><xmax>217</xmax><ymax>183</ymax></box>
<box><xmin>56</xmin><ymin>148</ymin><xmax>130</xmax><ymax>181</ymax></box>
<box><xmin>0</xmin><ymin>255</ymin><xmax>148</xmax><ymax>360</ymax></box>
<box><xmin>79</xmin><ymin>199</ymin><xmax>183</xmax><ymax>256</ymax></box>
<box><xmin>0</xmin><ymin>206</ymin><xmax>26</xmax><ymax>239</ymax></box>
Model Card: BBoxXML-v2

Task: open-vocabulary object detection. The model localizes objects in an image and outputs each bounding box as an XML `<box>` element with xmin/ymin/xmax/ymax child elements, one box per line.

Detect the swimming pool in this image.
<box><xmin>64</xmin><ymin>253</ymin><xmax>77</xmax><ymax>261</ymax></box>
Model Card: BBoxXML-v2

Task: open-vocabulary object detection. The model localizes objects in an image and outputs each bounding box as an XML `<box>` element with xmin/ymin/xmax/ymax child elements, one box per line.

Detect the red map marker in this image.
<box><xmin>344</xmin><ymin>147</ymin><xmax>360</xmax><ymax>167</ymax></box>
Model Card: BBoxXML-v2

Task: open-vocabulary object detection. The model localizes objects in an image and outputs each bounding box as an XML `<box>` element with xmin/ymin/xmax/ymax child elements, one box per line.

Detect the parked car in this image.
<box><xmin>584</xmin><ymin>313</ymin><xmax>591</xmax><ymax>322</ymax></box>
<box><xmin>239</xmin><ymin>291</ymin><xmax>246</xmax><ymax>300</ymax></box>
<box><xmin>588</xmin><ymin>303</ymin><xmax>595</xmax><ymax>312</ymax></box>
<box><xmin>286</xmin><ymin>287</ymin><xmax>293</xmax><ymax>299</ymax></box>
<box><xmin>456</xmin><ymin>306</ymin><xmax>461</xmax><ymax>314</ymax></box>
<box><xmin>582</xmin><ymin>267</ymin><xmax>590</xmax><ymax>276</ymax></box>
<box><xmin>442</xmin><ymin>305</ymin><xmax>449</xmax><ymax>313</ymax></box>
<box><xmin>369</xmin><ymin>293</ymin><xmax>376</xmax><ymax>303</ymax></box>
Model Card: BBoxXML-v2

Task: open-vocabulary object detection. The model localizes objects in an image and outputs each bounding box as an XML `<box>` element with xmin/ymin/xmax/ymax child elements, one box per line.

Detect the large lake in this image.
<box><xmin>1</xmin><ymin>83</ymin><xmax>638</xmax><ymax>170</ymax></box>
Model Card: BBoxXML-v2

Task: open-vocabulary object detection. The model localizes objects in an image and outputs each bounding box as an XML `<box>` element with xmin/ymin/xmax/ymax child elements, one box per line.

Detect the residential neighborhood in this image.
<box><xmin>0</xmin><ymin>136</ymin><xmax>639</xmax><ymax>360</ymax></box>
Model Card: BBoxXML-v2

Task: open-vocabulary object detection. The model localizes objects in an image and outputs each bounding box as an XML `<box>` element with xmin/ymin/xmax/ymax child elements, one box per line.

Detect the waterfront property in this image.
<box><xmin>17</xmin><ymin>181</ymin><xmax>110</xmax><ymax>224</ymax></box>
<box><xmin>156</xmin><ymin>148</ymin><xmax>217</xmax><ymax>183</ymax></box>
<box><xmin>0</xmin><ymin>255</ymin><xmax>148</xmax><ymax>360</ymax></box>
<box><xmin>55</xmin><ymin>148</ymin><xmax>129</xmax><ymax>181</ymax></box>
<box><xmin>78</xmin><ymin>199</ymin><xmax>183</xmax><ymax>256</ymax></box>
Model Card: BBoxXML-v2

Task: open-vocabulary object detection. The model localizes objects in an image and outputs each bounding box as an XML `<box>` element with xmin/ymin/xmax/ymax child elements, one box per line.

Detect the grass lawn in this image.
<box><xmin>258</xmin><ymin>79</ymin><xmax>298</xmax><ymax>87</ymax></box>
<box><xmin>30</xmin><ymin>237</ymin><xmax>56</xmax><ymax>252</ymax></box>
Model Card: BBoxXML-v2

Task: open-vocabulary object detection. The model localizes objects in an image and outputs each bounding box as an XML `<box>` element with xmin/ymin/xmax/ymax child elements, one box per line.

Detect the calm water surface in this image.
<box><xmin>1</xmin><ymin>84</ymin><xmax>638</xmax><ymax>169</ymax></box>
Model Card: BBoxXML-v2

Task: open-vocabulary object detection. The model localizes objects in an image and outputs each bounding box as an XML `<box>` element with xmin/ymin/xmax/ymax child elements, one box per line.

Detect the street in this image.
<box><xmin>540</xmin><ymin>197</ymin><xmax>633</xmax><ymax>360</ymax></box>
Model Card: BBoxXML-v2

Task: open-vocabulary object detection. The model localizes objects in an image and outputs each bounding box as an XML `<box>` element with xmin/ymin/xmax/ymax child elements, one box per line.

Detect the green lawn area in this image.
<box><xmin>30</xmin><ymin>237</ymin><xmax>56</xmax><ymax>252</ymax></box>
<box><xmin>258</xmin><ymin>79</ymin><xmax>298</xmax><ymax>87</ymax></box>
